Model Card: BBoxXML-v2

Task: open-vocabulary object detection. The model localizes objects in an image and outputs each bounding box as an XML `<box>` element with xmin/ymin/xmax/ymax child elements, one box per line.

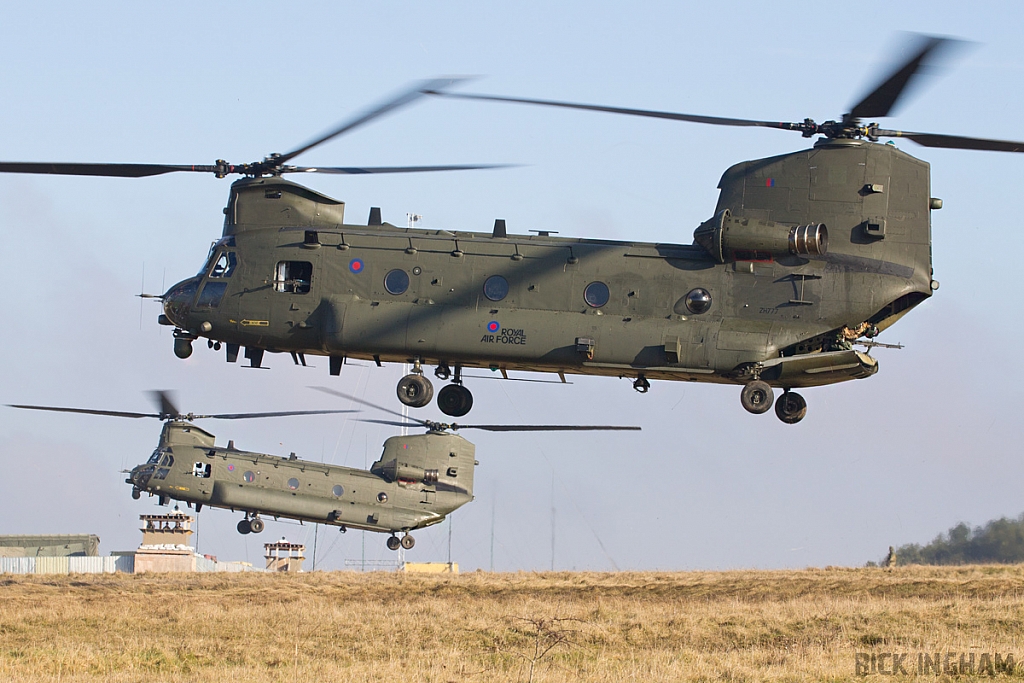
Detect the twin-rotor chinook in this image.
<box><xmin>9</xmin><ymin>391</ymin><xmax>639</xmax><ymax>550</ymax></box>
<box><xmin>4</xmin><ymin>37</ymin><xmax>1023</xmax><ymax>423</ymax></box>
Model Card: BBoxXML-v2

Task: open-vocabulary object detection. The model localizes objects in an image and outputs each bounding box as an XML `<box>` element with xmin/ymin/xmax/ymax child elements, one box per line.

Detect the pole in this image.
<box><xmin>490</xmin><ymin>491</ymin><xmax>496</xmax><ymax>572</ymax></box>
<box><xmin>550</xmin><ymin>472</ymin><xmax>555</xmax><ymax>572</ymax></box>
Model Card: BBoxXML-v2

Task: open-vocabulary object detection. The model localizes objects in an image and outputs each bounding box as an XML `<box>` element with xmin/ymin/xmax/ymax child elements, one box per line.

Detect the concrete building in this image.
<box><xmin>264</xmin><ymin>538</ymin><xmax>305</xmax><ymax>572</ymax></box>
<box><xmin>0</xmin><ymin>534</ymin><xmax>100</xmax><ymax>557</ymax></box>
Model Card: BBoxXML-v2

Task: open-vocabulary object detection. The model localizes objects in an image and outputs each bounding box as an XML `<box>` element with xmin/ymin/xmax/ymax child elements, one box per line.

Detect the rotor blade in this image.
<box><xmin>203</xmin><ymin>409</ymin><xmax>360</xmax><ymax>420</ymax></box>
<box><xmin>848</xmin><ymin>35</ymin><xmax>960</xmax><ymax>119</ymax></box>
<box><xmin>884</xmin><ymin>130</ymin><xmax>1024</xmax><ymax>153</ymax></box>
<box><xmin>0</xmin><ymin>162</ymin><xmax>223</xmax><ymax>178</ymax></box>
<box><xmin>430</xmin><ymin>91</ymin><xmax>803</xmax><ymax>131</ymax></box>
<box><xmin>149</xmin><ymin>391</ymin><xmax>180</xmax><ymax>417</ymax></box>
<box><xmin>7</xmin><ymin>404</ymin><xmax>159</xmax><ymax>419</ymax></box>
<box><xmin>285</xmin><ymin>163</ymin><xmax>516</xmax><ymax>175</ymax></box>
<box><xmin>453</xmin><ymin>424</ymin><xmax>642</xmax><ymax>432</ymax></box>
<box><xmin>277</xmin><ymin>77</ymin><xmax>471</xmax><ymax>165</ymax></box>
<box><xmin>359</xmin><ymin>418</ymin><xmax>423</xmax><ymax>428</ymax></box>
<box><xmin>310</xmin><ymin>386</ymin><xmax>433</xmax><ymax>427</ymax></box>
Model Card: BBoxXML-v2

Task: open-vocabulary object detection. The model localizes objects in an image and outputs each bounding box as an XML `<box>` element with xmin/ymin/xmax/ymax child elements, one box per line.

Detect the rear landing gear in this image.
<box><xmin>237</xmin><ymin>515</ymin><xmax>264</xmax><ymax>535</ymax></box>
<box><xmin>386</xmin><ymin>535</ymin><xmax>401</xmax><ymax>551</ymax></box>
<box><xmin>740</xmin><ymin>380</ymin><xmax>774</xmax><ymax>414</ymax></box>
<box><xmin>397</xmin><ymin>359</ymin><xmax>433</xmax><ymax>408</ymax></box>
<box><xmin>400</xmin><ymin>534</ymin><xmax>415</xmax><ymax>550</ymax></box>
<box><xmin>774</xmin><ymin>390</ymin><xmax>807</xmax><ymax>424</ymax></box>
<box><xmin>237</xmin><ymin>519</ymin><xmax>251</xmax><ymax>535</ymax></box>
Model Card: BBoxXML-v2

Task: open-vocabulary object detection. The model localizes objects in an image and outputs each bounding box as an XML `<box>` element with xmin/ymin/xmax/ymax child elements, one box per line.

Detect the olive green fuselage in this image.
<box><xmin>129</xmin><ymin>422</ymin><xmax>476</xmax><ymax>535</ymax></box>
<box><xmin>164</xmin><ymin>139</ymin><xmax>935</xmax><ymax>389</ymax></box>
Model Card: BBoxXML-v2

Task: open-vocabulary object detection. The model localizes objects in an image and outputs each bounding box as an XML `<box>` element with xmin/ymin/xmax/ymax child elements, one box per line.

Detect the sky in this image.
<box><xmin>1</xmin><ymin>1</ymin><xmax>1022</xmax><ymax>572</ymax></box>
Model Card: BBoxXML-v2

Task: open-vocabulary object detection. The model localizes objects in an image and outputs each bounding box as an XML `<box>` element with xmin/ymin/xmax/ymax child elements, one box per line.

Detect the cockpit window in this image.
<box><xmin>195</xmin><ymin>282</ymin><xmax>228</xmax><ymax>309</ymax></box>
<box><xmin>147</xmin><ymin>449</ymin><xmax>163</xmax><ymax>465</ymax></box>
<box><xmin>275</xmin><ymin>261</ymin><xmax>313</xmax><ymax>294</ymax></box>
<box><xmin>160</xmin><ymin>454</ymin><xmax>174</xmax><ymax>467</ymax></box>
<box><xmin>210</xmin><ymin>252</ymin><xmax>237</xmax><ymax>278</ymax></box>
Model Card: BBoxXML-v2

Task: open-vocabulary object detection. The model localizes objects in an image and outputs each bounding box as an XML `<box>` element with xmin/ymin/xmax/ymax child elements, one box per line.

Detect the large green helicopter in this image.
<box><xmin>9</xmin><ymin>392</ymin><xmax>638</xmax><ymax>551</ymax></box>
<box><xmin>2</xmin><ymin>37</ymin><xmax>1021</xmax><ymax>424</ymax></box>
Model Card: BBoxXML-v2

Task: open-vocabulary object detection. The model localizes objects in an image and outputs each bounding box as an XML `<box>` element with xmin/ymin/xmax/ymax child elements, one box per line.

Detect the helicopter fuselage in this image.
<box><xmin>162</xmin><ymin>138</ymin><xmax>937</xmax><ymax>418</ymax></box>
<box><xmin>128</xmin><ymin>421</ymin><xmax>476</xmax><ymax>536</ymax></box>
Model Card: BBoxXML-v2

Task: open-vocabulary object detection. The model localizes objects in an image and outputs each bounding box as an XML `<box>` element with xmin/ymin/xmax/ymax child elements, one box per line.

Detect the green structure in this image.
<box><xmin>0</xmin><ymin>535</ymin><xmax>100</xmax><ymax>557</ymax></box>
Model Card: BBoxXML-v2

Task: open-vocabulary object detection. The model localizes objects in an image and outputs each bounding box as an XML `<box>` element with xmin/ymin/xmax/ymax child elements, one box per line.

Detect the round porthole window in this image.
<box><xmin>384</xmin><ymin>269</ymin><xmax>410</xmax><ymax>295</ymax></box>
<box><xmin>483</xmin><ymin>275</ymin><xmax>510</xmax><ymax>302</ymax></box>
<box><xmin>287</xmin><ymin>477</ymin><xmax>300</xmax><ymax>490</ymax></box>
<box><xmin>243</xmin><ymin>471</ymin><xmax>255</xmax><ymax>483</ymax></box>
<box><xmin>584</xmin><ymin>281</ymin><xmax>610</xmax><ymax>308</ymax></box>
<box><xmin>332</xmin><ymin>485</ymin><xmax>344</xmax><ymax>497</ymax></box>
<box><xmin>377</xmin><ymin>492</ymin><xmax>388</xmax><ymax>503</ymax></box>
<box><xmin>685</xmin><ymin>288</ymin><xmax>712</xmax><ymax>314</ymax></box>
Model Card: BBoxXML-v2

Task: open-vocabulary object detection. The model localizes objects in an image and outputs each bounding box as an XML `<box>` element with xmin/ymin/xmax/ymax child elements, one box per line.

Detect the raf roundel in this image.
<box><xmin>349</xmin><ymin>258</ymin><xmax>364</xmax><ymax>274</ymax></box>
<box><xmin>487</xmin><ymin>321</ymin><xmax>500</xmax><ymax>333</ymax></box>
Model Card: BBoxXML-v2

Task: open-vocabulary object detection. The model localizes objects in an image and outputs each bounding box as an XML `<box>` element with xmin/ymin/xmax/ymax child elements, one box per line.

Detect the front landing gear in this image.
<box><xmin>397</xmin><ymin>359</ymin><xmax>433</xmax><ymax>408</ymax></box>
<box><xmin>774</xmin><ymin>390</ymin><xmax>807</xmax><ymax>424</ymax></box>
<box><xmin>740</xmin><ymin>380</ymin><xmax>774</xmax><ymax>414</ymax></box>
<box><xmin>438</xmin><ymin>365</ymin><xmax>473</xmax><ymax>417</ymax></box>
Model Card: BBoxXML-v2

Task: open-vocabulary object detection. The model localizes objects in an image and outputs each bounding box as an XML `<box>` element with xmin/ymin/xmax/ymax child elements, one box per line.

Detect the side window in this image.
<box><xmin>195</xmin><ymin>281</ymin><xmax>227</xmax><ymax>309</ymax></box>
<box><xmin>275</xmin><ymin>261</ymin><xmax>313</xmax><ymax>294</ymax></box>
<box><xmin>210</xmin><ymin>252</ymin><xmax>237</xmax><ymax>278</ymax></box>
<box><xmin>192</xmin><ymin>462</ymin><xmax>211</xmax><ymax>478</ymax></box>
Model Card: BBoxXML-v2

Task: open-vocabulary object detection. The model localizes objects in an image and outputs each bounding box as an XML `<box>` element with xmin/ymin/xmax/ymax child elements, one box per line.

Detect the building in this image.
<box><xmin>0</xmin><ymin>534</ymin><xmax>100</xmax><ymax>557</ymax></box>
<box><xmin>264</xmin><ymin>538</ymin><xmax>305</xmax><ymax>572</ymax></box>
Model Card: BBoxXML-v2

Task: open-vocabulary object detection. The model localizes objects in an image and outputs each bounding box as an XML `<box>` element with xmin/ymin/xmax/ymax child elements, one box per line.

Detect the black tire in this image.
<box><xmin>249</xmin><ymin>517</ymin><xmax>265</xmax><ymax>534</ymax></box>
<box><xmin>437</xmin><ymin>384</ymin><xmax>474</xmax><ymax>417</ymax></box>
<box><xmin>397</xmin><ymin>374</ymin><xmax>434</xmax><ymax>408</ymax></box>
<box><xmin>401</xmin><ymin>535</ymin><xmax>415</xmax><ymax>550</ymax></box>
<box><xmin>775</xmin><ymin>391</ymin><xmax>807</xmax><ymax>424</ymax></box>
<box><xmin>237</xmin><ymin>519</ymin><xmax>252</xmax><ymax>535</ymax></box>
<box><xmin>386</xmin><ymin>536</ymin><xmax>401</xmax><ymax>551</ymax></box>
<box><xmin>740</xmin><ymin>380</ymin><xmax>774</xmax><ymax>414</ymax></box>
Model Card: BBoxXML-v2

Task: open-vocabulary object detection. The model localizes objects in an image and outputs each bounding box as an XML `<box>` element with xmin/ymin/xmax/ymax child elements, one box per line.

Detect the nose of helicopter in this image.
<box><xmin>162</xmin><ymin>277</ymin><xmax>199</xmax><ymax>329</ymax></box>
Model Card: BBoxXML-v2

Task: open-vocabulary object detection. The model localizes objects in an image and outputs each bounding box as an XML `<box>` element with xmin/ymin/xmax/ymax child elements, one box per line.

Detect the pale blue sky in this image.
<box><xmin>1</xmin><ymin>1</ymin><xmax>1022</xmax><ymax>570</ymax></box>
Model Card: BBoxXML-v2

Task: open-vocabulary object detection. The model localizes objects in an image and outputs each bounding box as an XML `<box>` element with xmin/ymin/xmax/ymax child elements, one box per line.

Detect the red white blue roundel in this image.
<box><xmin>487</xmin><ymin>320</ymin><xmax>500</xmax><ymax>333</ymax></box>
<box><xmin>349</xmin><ymin>258</ymin><xmax>364</xmax><ymax>273</ymax></box>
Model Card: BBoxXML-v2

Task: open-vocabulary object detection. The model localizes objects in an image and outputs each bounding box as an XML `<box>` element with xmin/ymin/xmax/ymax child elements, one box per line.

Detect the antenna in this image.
<box><xmin>406</xmin><ymin>213</ymin><xmax>422</xmax><ymax>228</ymax></box>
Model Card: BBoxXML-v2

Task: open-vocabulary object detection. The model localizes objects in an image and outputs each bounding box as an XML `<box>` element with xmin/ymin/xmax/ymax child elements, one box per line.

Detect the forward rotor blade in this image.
<box><xmin>431</xmin><ymin>91</ymin><xmax>801</xmax><ymax>131</ymax></box>
<box><xmin>454</xmin><ymin>424</ymin><xmax>641</xmax><ymax>432</ymax></box>
<box><xmin>310</xmin><ymin>386</ymin><xmax>432</xmax><ymax>427</ymax></box>
<box><xmin>202</xmin><ymin>409</ymin><xmax>359</xmax><ymax>420</ymax></box>
<box><xmin>149</xmin><ymin>391</ymin><xmax>181</xmax><ymax>418</ymax></box>
<box><xmin>7</xmin><ymin>404</ymin><xmax>159</xmax><ymax>419</ymax></box>
<box><xmin>0</xmin><ymin>162</ymin><xmax>221</xmax><ymax>178</ymax></box>
<box><xmin>277</xmin><ymin>77</ymin><xmax>471</xmax><ymax>165</ymax></box>
<box><xmin>286</xmin><ymin>163</ymin><xmax>515</xmax><ymax>175</ymax></box>
<box><xmin>848</xmin><ymin>35</ymin><xmax>960</xmax><ymax>119</ymax></box>
<box><xmin>885</xmin><ymin>130</ymin><xmax>1024</xmax><ymax>153</ymax></box>
<box><xmin>360</xmin><ymin>418</ymin><xmax>422</xmax><ymax>428</ymax></box>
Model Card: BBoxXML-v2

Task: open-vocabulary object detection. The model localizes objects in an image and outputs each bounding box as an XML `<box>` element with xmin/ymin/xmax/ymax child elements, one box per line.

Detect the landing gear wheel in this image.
<box><xmin>397</xmin><ymin>374</ymin><xmax>433</xmax><ymax>408</ymax></box>
<box><xmin>740</xmin><ymin>380</ymin><xmax>774</xmax><ymax>414</ymax></box>
<box><xmin>774</xmin><ymin>391</ymin><xmax>807</xmax><ymax>424</ymax></box>
<box><xmin>237</xmin><ymin>519</ymin><xmax>252</xmax><ymax>535</ymax></box>
<box><xmin>400</xmin><ymin>534</ymin><xmax>415</xmax><ymax>550</ymax></box>
<box><xmin>249</xmin><ymin>517</ymin><xmax>265</xmax><ymax>534</ymax></box>
<box><xmin>386</xmin><ymin>536</ymin><xmax>401</xmax><ymax>551</ymax></box>
<box><xmin>437</xmin><ymin>384</ymin><xmax>473</xmax><ymax>417</ymax></box>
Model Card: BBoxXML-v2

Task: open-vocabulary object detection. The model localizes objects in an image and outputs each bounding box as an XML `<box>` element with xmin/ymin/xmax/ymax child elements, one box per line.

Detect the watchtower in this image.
<box><xmin>264</xmin><ymin>538</ymin><xmax>305</xmax><ymax>572</ymax></box>
<box><xmin>134</xmin><ymin>510</ymin><xmax>196</xmax><ymax>573</ymax></box>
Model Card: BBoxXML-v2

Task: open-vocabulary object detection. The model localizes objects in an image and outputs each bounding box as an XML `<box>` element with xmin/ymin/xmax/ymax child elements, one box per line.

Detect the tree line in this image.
<box><xmin>871</xmin><ymin>513</ymin><xmax>1024</xmax><ymax>566</ymax></box>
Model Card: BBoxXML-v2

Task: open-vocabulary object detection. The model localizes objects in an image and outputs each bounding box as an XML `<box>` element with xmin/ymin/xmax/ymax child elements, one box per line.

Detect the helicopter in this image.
<box><xmin>8</xmin><ymin>391</ymin><xmax>639</xmax><ymax>551</ymax></box>
<box><xmin>3</xmin><ymin>37</ymin><xmax>1022</xmax><ymax>424</ymax></box>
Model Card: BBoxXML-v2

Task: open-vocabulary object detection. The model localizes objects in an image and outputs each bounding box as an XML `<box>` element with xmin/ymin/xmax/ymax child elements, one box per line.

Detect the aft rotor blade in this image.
<box><xmin>883</xmin><ymin>130</ymin><xmax>1024</xmax><ymax>153</ymax></box>
<box><xmin>431</xmin><ymin>90</ymin><xmax>802</xmax><ymax>131</ymax></box>
<box><xmin>277</xmin><ymin>77</ymin><xmax>471</xmax><ymax>165</ymax></box>
<box><xmin>149</xmin><ymin>391</ymin><xmax>180</xmax><ymax>418</ymax></box>
<box><xmin>454</xmin><ymin>424</ymin><xmax>641</xmax><ymax>432</ymax></box>
<box><xmin>310</xmin><ymin>387</ymin><xmax>433</xmax><ymax>427</ymax></box>
<box><xmin>286</xmin><ymin>163</ymin><xmax>515</xmax><ymax>175</ymax></box>
<box><xmin>7</xmin><ymin>404</ymin><xmax>159</xmax><ymax>419</ymax></box>
<box><xmin>0</xmin><ymin>162</ymin><xmax>222</xmax><ymax>178</ymax></box>
<box><xmin>360</xmin><ymin>418</ymin><xmax>422</xmax><ymax>428</ymax></box>
<box><xmin>202</xmin><ymin>409</ymin><xmax>359</xmax><ymax>420</ymax></box>
<box><xmin>848</xmin><ymin>35</ymin><xmax>960</xmax><ymax>119</ymax></box>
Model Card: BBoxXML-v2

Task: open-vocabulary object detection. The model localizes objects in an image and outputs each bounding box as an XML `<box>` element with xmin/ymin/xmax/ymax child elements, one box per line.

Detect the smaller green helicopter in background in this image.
<box><xmin>9</xmin><ymin>391</ymin><xmax>638</xmax><ymax>551</ymax></box>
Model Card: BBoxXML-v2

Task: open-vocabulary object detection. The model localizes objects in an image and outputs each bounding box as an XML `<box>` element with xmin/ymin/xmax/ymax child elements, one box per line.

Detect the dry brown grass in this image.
<box><xmin>2</xmin><ymin>565</ymin><xmax>1024</xmax><ymax>681</ymax></box>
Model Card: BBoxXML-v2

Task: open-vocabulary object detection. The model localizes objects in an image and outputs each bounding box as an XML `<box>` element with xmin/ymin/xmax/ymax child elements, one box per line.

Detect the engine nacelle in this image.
<box><xmin>693</xmin><ymin>209</ymin><xmax>827</xmax><ymax>263</ymax></box>
<box><xmin>376</xmin><ymin>460</ymin><xmax>439</xmax><ymax>485</ymax></box>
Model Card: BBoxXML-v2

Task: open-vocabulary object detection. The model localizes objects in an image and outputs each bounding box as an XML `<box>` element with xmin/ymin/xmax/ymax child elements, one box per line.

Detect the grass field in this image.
<box><xmin>2</xmin><ymin>566</ymin><xmax>1023</xmax><ymax>681</ymax></box>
